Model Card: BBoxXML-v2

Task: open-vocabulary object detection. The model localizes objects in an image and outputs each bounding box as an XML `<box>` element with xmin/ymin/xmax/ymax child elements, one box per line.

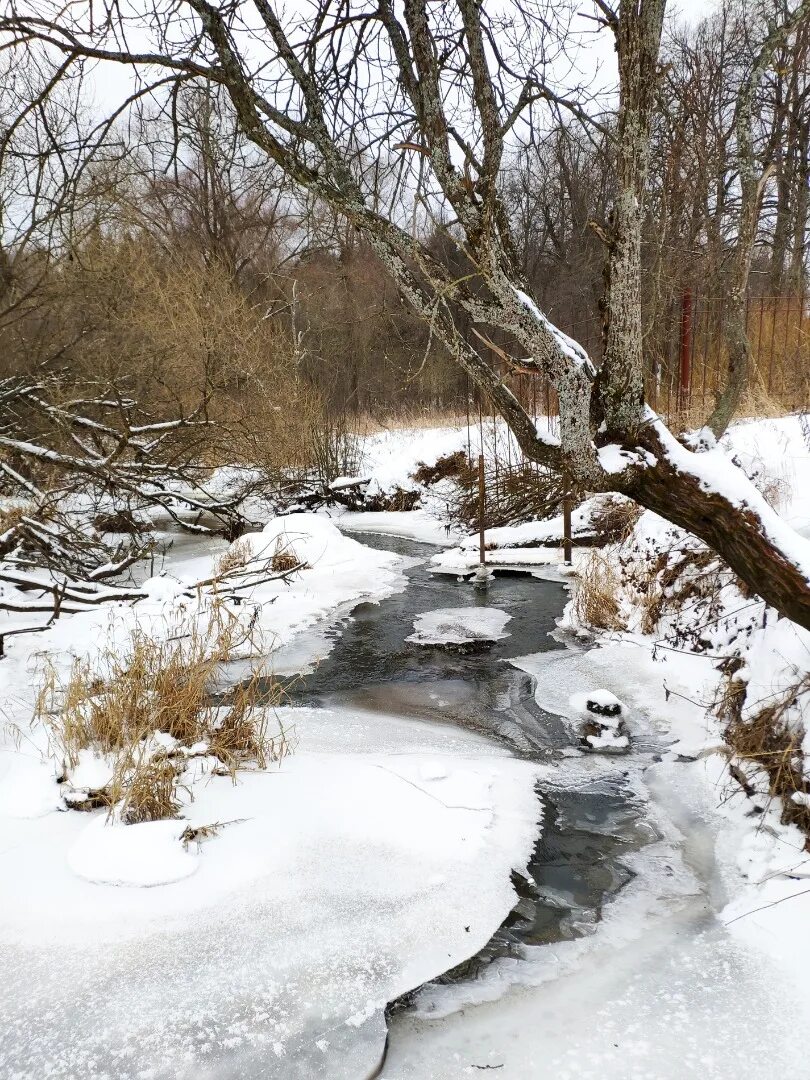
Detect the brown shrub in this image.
<box><xmin>411</xmin><ymin>451</ymin><xmax>469</xmax><ymax>487</ymax></box>
<box><xmin>724</xmin><ymin>673</ymin><xmax>810</xmax><ymax>839</ymax></box>
<box><xmin>35</xmin><ymin>597</ymin><xmax>290</xmax><ymax>823</ymax></box>
<box><xmin>590</xmin><ymin>495</ymin><xmax>643</xmax><ymax>544</ymax></box>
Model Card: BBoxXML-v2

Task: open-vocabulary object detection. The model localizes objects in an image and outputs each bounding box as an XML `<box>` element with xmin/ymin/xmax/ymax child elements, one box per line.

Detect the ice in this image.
<box><xmin>407</xmin><ymin>606</ymin><xmax>512</xmax><ymax>646</ymax></box>
<box><xmin>382</xmin><ymin>907</ymin><xmax>810</xmax><ymax>1078</ymax></box>
<box><xmin>381</xmin><ymin>633</ymin><xmax>810</xmax><ymax>1078</ymax></box>
<box><xmin>0</xmin><ymin>704</ymin><xmax>542</xmax><ymax>1079</ymax></box>
<box><xmin>336</xmin><ymin>508</ymin><xmax>460</xmax><ymax>546</ymax></box>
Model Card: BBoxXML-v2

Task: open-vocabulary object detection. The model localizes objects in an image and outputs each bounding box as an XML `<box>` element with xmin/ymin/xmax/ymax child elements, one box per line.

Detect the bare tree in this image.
<box><xmin>1</xmin><ymin>0</ymin><xmax>810</xmax><ymax>627</ymax></box>
<box><xmin>707</xmin><ymin>0</ymin><xmax>810</xmax><ymax>436</ymax></box>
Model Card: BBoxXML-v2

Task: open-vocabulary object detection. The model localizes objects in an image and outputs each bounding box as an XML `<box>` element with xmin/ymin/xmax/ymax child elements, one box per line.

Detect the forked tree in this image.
<box><xmin>1</xmin><ymin>0</ymin><xmax>810</xmax><ymax>626</ymax></box>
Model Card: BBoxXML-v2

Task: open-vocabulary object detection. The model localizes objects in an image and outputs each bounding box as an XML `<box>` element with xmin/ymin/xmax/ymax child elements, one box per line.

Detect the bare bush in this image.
<box><xmin>724</xmin><ymin>673</ymin><xmax>810</xmax><ymax>836</ymax></box>
<box><xmin>35</xmin><ymin>598</ymin><xmax>290</xmax><ymax>823</ymax></box>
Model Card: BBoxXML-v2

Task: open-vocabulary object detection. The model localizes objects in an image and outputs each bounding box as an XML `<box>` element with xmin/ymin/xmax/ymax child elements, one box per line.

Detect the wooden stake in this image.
<box><xmin>563</xmin><ymin>480</ymin><xmax>573</xmax><ymax>566</ymax></box>
<box><xmin>478</xmin><ymin>453</ymin><xmax>486</xmax><ymax>566</ymax></box>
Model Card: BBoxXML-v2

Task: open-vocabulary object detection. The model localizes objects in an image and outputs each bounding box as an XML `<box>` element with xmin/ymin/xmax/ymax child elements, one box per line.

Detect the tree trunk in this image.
<box><xmin>598</xmin><ymin>0</ymin><xmax>665</xmax><ymax>437</ymax></box>
<box><xmin>623</xmin><ymin>425</ymin><xmax>810</xmax><ymax>630</ymax></box>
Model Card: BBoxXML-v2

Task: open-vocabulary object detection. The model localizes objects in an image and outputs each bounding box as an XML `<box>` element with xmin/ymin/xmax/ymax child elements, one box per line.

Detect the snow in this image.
<box><xmin>68</xmin><ymin>748</ymin><xmax>115</xmax><ymax>791</ymax></box>
<box><xmin>4</xmin><ymin>413</ymin><xmax>810</xmax><ymax>1078</ymax></box>
<box><xmin>334</xmin><ymin>508</ymin><xmax>460</xmax><ymax>546</ymax></box>
<box><xmin>407</xmin><ymin>607</ymin><xmax>512</xmax><ymax>646</ymax></box>
<box><xmin>576</xmin><ymin>688</ymin><xmax>624</xmax><ymax>712</ymax></box>
<box><xmin>585</xmin><ymin>729</ymin><xmax>630</xmax><ymax>751</ymax></box>
<box><xmin>68</xmin><ymin>815</ymin><xmax>200</xmax><ymax>887</ymax></box>
<box><xmin>0</xmin><ymin>705</ymin><xmax>542</xmax><ymax>1079</ymax></box>
<box><xmin>0</xmin><ymin>752</ymin><xmax>61</xmax><ymax>819</ymax></box>
<box><xmin>647</xmin><ymin>409</ymin><xmax>810</xmax><ymax>582</ymax></box>
<box><xmin>0</xmin><ymin>512</ymin><xmax>544</xmax><ymax>1078</ymax></box>
<box><xmin>383</xmin><ymin>632</ymin><xmax>810</xmax><ymax>1077</ymax></box>
<box><xmin>597</xmin><ymin>442</ymin><xmax>655</xmax><ymax>474</ymax></box>
<box><xmin>512</xmin><ymin>287</ymin><xmax>597</xmax><ymax>377</ymax></box>
<box><xmin>378</xmin><ymin>414</ymin><xmax>810</xmax><ymax>1076</ymax></box>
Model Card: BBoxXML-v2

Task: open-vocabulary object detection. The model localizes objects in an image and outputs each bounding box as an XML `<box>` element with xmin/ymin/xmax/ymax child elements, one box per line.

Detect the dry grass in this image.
<box><xmin>590</xmin><ymin>494</ymin><xmax>643</xmax><ymax>544</ymax></box>
<box><xmin>573</xmin><ymin>550</ymin><xmax>625</xmax><ymax>632</ymax></box>
<box><xmin>0</xmin><ymin>502</ymin><xmax>33</xmax><ymax>532</ymax></box>
<box><xmin>214</xmin><ymin>537</ymin><xmax>253</xmax><ymax>577</ymax></box>
<box><xmin>724</xmin><ymin>673</ymin><xmax>810</xmax><ymax>839</ymax></box>
<box><xmin>112</xmin><ymin>754</ymin><xmax>184</xmax><ymax>825</ymax></box>
<box><xmin>35</xmin><ymin>597</ymin><xmax>289</xmax><ymax>823</ymax></box>
<box><xmin>353</xmin><ymin>406</ymin><xmax>467</xmax><ymax>435</ymax></box>
<box><xmin>270</xmin><ymin>537</ymin><xmax>303</xmax><ymax>573</ymax></box>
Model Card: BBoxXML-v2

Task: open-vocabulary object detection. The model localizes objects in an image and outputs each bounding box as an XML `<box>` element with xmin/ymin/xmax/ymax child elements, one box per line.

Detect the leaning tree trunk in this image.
<box><xmin>621</xmin><ymin>423</ymin><xmax>810</xmax><ymax>630</ymax></box>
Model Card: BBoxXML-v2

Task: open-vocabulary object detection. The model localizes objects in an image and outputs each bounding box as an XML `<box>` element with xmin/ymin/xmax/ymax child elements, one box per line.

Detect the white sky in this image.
<box><xmin>85</xmin><ymin>0</ymin><xmax>722</xmax><ymax>118</ymax></box>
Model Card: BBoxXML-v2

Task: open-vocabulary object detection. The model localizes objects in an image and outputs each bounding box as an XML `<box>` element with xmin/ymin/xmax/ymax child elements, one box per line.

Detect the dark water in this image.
<box><xmin>281</xmin><ymin>532</ymin><xmax>571</xmax><ymax>753</ymax></box>
<box><xmin>278</xmin><ymin>532</ymin><xmax>651</xmax><ymax>984</ymax></box>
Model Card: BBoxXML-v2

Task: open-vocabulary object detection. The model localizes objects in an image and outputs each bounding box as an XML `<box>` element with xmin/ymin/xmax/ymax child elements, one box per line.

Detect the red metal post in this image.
<box><xmin>478</xmin><ymin>454</ymin><xmax>486</xmax><ymax>567</ymax></box>
<box><xmin>679</xmin><ymin>287</ymin><xmax>693</xmax><ymax>408</ymax></box>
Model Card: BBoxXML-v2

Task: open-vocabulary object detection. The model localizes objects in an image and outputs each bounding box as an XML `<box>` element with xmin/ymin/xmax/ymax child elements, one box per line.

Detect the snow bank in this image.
<box><xmin>431</xmin><ymin>495</ymin><xmax>614</xmax><ymax>573</ymax></box>
<box><xmin>0</xmin><ymin>705</ymin><xmax>542</xmax><ymax>1079</ymax></box>
<box><xmin>68</xmin><ymin>815</ymin><xmax>199</xmax><ymax>887</ymax></box>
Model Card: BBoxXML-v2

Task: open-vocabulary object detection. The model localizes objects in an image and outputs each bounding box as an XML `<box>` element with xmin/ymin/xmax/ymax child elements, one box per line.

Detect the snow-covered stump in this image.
<box><xmin>570</xmin><ymin>690</ymin><xmax>630</xmax><ymax>754</ymax></box>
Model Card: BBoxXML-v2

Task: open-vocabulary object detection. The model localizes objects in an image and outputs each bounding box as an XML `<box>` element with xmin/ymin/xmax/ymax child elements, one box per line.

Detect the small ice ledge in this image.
<box><xmin>407</xmin><ymin>607</ymin><xmax>512</xmax><ymax>646</ymax></box>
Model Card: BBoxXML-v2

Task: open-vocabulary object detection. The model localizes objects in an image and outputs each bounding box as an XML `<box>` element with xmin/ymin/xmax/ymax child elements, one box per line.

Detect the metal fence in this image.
<box><xmin>487</xmin><ymin>291</ymin><xmax>809</xmax><ymax>423</ymax></box>
<box><xmin>459</xmin><ymin>291</ymin><xmax>808</xmax><ymax>515</ymax></box>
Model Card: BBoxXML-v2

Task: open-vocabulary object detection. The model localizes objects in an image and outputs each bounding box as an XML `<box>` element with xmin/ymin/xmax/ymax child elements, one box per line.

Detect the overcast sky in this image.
<box><xmin>85</xmin><ymin>0</ymin><xmax>722</xmax><ymax>130</ymax></box>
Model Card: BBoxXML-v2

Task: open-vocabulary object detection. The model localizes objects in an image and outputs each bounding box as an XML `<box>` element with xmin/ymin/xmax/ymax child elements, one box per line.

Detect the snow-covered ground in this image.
<box><xmin>1</xmin><ymin>706</ymin><xmax>542</xmax><ymax>1079</ymax></box>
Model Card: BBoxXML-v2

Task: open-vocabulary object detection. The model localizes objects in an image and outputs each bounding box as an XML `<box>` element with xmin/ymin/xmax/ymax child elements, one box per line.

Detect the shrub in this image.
<box><xmin>35</xmin><ymin>597</ymin><xmax>289</xmax><ymax>823</ymax></box>
<box><xmin>573</xmin><ymin>550</ymin><xmax>625</xmax><ymax>632</ymax></box>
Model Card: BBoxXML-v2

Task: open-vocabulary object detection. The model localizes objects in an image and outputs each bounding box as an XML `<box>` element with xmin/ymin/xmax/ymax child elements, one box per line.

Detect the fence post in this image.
<box><xmin>478</xmin><ymin>453</ymin><xmax>486</xmax><ymax>568</ymax></box>
<box><xmin>679</xmin><ymin>287</ymin><xmax>693</xmax><ymax>408</ymax></box>
<box><xmin>563</xmin><ymin>473</ymin><xmax>573</xmax><ymax>567</ymax></box>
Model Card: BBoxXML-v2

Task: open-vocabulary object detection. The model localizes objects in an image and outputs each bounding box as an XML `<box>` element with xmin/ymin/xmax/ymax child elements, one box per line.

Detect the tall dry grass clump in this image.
<box><xmin>35</xmin><ymin>596</ymin><xmax>289</xmax><ymax>823</ymax></box>
<box><xmin>724</xmin><ymin>672</ymin><xmax>810</xmax><ymax>837</ymax></box>
<box><xmin>573</xmin><ymin>550</ymin><xmax>625</xmax><ymax>632</ymax></box>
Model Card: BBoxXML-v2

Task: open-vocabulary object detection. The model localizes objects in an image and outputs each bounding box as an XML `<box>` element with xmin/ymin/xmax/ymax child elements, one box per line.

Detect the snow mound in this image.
<box><xmin>569</xmin><ymin>689</ymin><xmax>626</xmax><ymax>725</ymax></box>
<box><xmin>407</xmin><ymin>606</ymin><xmax>512</xmax><ymax>646</ymax></box>
<box><xmin>68</xmin><ymin>816</ymin><xmax>199</xmax><ymax>887</ymax></box>
<box><xmin>0</xmin><ymin>754</ymin><xmax>61</xmax><ymax>819</ymax></box>
<box><xmin>238</xmin><ymin>511</ymin><xmax>371</xmax><ymax>569</ymax></box>
<box><xmin>67</xmin><ymin>748</ymin><xmax>115</xmax><ymax>792</ymax></box>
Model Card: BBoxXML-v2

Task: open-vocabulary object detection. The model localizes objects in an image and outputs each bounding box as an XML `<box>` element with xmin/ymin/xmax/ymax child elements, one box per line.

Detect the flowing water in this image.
<box><xmin>277</xmin><ymin>533</ymin><xmax>657</xmax><ymax>996</ymax></box>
